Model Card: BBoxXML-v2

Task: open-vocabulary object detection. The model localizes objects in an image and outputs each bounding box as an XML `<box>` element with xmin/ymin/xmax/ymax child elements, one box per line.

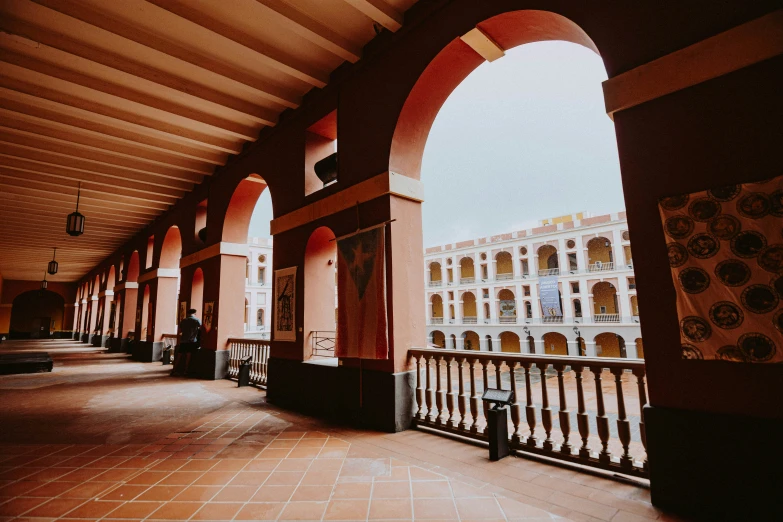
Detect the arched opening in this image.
<box><xmin>430</xmin><ymin>294</ymin><xmax>443</xmax><ymax>322</ymax></box>
<box><xmin>483</xmin><ymin>302</ymin><xmax>490</xmax><ymax>322</ymax></box>
<box><xmin>428</xmin><ymin>262</ymin><xmax>442</xmax><ymax>285</ymax></box>
<box><xmin>449</xmin><ymin>304</ymin><xmax>455</xmax><ymax>321</ymax></box>
<box><xmin>304</xmin><ymin>226</ymin><xmax>337</xmax><ymax>360</ymax></box>
<box><xmin>500</xmin><ymin>331</ymin><xmax>521</xmax><ymax>353</ymax></box>
<box><xmin>431</xmin><ymin>330</ymin><xmax>445</xmax><ymax>348</ymax></box>
<box><xmin>592</xmin><ymin>281</ymin><xmax>618</xmax><ymax>318</ymax></box>
<box><xmin>157</xmin><ymin>226</ymin><xmax>182</xmax><ymax>339</ymax></box>
<box><xmin>125</xmin><ymin>251</ymin><xmax>140</xmax><ymax>283</ymax></box>
<box><xmin>573</xmin><ymin>298</ymin><xmax>582</xmax><ymax>318</ymax></box>
<box><xmin>635</xmin><ymin>338</ymin><xmax>644</xmax><ymax>359</ymax></box>
<box><xmin>195</xmin><ymin>199</ymin><xmax>208</xmax><ymax>245</ymax></box>
<box><xmin>223</xmin><ymin>174</ymin><xmax>269</xmax><ymax>244</ymax></box>
<box><xmin>9</xmin><ymin>290</ymin><xmax>65</xmax><ymax>339</ymax></box>
<box><xmin>576</xmin><ymin>336</ymin><xmax>586</xmax><ymax>356</ymax></box>
<box><xmin>630</xmin><ymin>295</ymin><xmax>639</xmax><ymax>317</ymax></box>
<box><xmin>542</xmin><ymin>332</ymin><xmax>568</xmax><ymax>355</ymax></box>
<box><xmin>461</xmin><ymin>291</ymin><xmax>477</xmax><ymax>323</ymax></box>
<box><xmin>595</xmin><ymin>332</ymin><xmax>623</xmax><ymax>358</ymax></box>
<box><xmin>140</xmin><ymin>285</ymin><xmax>151</xmax><ymax>342</ymax></box>
<box><xmin>485</xmin><ymin>334</ymin><xmax>493</xmax><ymax>351</ymax></box>
<box><xmin>459</xmin><ymin>257</ymin><xmax>475</xmax><ymax>283</ymax></box>
<box><xmin>118</xmin><ymin>250</ymin><xmax>140</xmax><ymax>340</ymax></box>
<box><xmin>526</xmin><ymin>335</ymin><xmax>536</xmax><ymax>354</ymax></box>
<box><xmin>497</xmin><ymin>288</ymin><xmax>516</xmax><ymax>323</ymax></box>
<box><xmin>257</xmin><ymin>308</ymin><xmax>265</xmax><ymax>330</ymax></box>
<box><xmin>495</xmin><ymin>252</ymin><xmax>513</xmax><ymax>280</ymax></box>
<box><xmin>587</xmin><ymin>236</ymin><xmax>614</xmax><ymax>270</ymax></box>
<box><xmin>449</xmin><ymin>334</ymin><xmax>457</xmax><ymax>350</ymax></box>
<box><xmin>461</xmin><ymin>330</ymin><xmax>479</xmax><ymax>351</ymax></box>
<box><xmin>191</xmin><ymin>268</ymin><xmax>204</xmax><ymax>320</ymax></box>
<box><xmin>537</xmin><ymin>245</ymin><xmax>559</xmax><ymax>275</ymax></box>
<box><xmin>105</xmin><ymin>265</ymin><xmax>117</xmax><ymax>338</ymax></box>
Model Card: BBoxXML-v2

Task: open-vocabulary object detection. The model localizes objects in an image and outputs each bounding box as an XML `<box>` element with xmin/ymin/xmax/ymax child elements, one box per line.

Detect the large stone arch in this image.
<box><xmin>9</xmin><ymin>290</ymin><xmax>65</xmax><ymax>339</ymax></box>
<box><xmin>222</xmin><ymin>174</ymin><xmax>269</xmax><ymax>244</ymax></box>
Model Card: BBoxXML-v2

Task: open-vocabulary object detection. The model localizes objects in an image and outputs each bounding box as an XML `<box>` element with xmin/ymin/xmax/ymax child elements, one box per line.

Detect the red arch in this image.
<box><xmin>222</xmin><ymin>174</ymin><xmax>268</xmax><ymax>244</ymax></box>
<box><xmin>160</xmin><ymin>226</ymin><xmax>182</xmax><ymax>269</ymax></box>
<box><xmin>389</xmin><ymin>10</ymin><xmax>599</xmax><ymax>180</ymax></box>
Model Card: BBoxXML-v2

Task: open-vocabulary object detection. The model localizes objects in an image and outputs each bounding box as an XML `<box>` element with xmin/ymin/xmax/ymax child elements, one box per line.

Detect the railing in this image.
<box><xmin>429</xmin><ymin>318</ymin><xmax>444</xmax><ymax>325</ymax></box>
<box><xmin>542</xmin><ymin>316</ymin><xmax>564</xmax><ymax>324</ymax></box>
<box><xmin>462</xmin><ymin>316</ymin><xmax>477</xmax><ymax>324</ymax></box>
<box><xmin>589</xmin><ymin>262</ymin><xmax>615</xmax><ymax>272</ymax></box>
<box><xmin>499</xmin><ymin>316</ymin><xmax>517</xmax><ymax>324</ymax></box>
<box><xmin>311</xmin><ymin>331</ymin><xmax>336</xmax><ymax>358</ymax></box>
<box><xmin>538</xmin><ymin>268</ymin><xmax>560</xmax><ymax>276</ymax></box>
<box><xmin>429</xmin><ymin>280</ymin><xmax>442</xmax><ymax>287</ymax></box>
<box><xmin>594</xmin><ymin>314</ymin><xmax>620</xmax><ymax>323</ymax></box>
<box><xmin>495</xmin><ymin>273</ymin><xmax>513</xmax><ymax>281</ymax></box>
<box><xmin>460</xmin><ymin>277</ymin><xmax>475</xmax><ymax>284</ymax></box>
<box><xmin>409</xmin><ymin>348</ymin><xmax>648</xmax><ymax>478</ymax></box>
<box><xmin>227</xmin><ymin>338</ymin><xmax>270</xmax><ymax>387</ymax></box>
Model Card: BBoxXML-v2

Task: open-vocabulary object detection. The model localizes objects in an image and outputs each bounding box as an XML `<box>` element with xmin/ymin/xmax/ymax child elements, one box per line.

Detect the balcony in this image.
<box><xmin>594</xmin><ymin>313</ymin><xmax>621</xmax><ymax>323</ymax></box>
<box><xmin>429</xmin><ymin>280</ymin><xmax>442</xmax><ymax>287</ymax></box>
<box><xmin>538</xmin><ymin>268</ymin><xmax>560</xmax><ymax>276</ymax></box>
<box><xmin>499</xmin><ymin>316</ymin><xmax>517</xmax><ymax>324</ymax></box>
<box><xmin>588</xmin><ymin>262</ymin><xmax>615</xmax><ymax>272</ymax></box>
<box><xmin>410</xmin><ymin>348</ymin><xmax>648</xmax><ymax>478</ymax></box>
<box><xmin>462</xmin><ymin>316</ymin><xmax>478</xmax><ymax>324</ymax></box>
<box><xmin>495</xmin><ymin>273</ymin><xmax>513</xmax><ymax>281</ymax></box>
<box><xmin>459</xmin><ymin>277</ymin><xmax>475</xmax><ymax>284</ymax></box>
<box><xmin>429</xmin><ymin>317</ymin><xmax>444</xmax><ymax>325</ymax></box>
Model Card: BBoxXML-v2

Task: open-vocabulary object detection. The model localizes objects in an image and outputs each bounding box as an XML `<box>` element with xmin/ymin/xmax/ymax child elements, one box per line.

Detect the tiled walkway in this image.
<box><xmin>0</xmin><ymin>341</ymin><xmax>685</xmax><ymax>522</ymax></box>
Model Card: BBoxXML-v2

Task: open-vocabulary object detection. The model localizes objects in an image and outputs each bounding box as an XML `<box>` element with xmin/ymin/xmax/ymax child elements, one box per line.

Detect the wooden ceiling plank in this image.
<box><xmin>0</xmin><ymin>190</ymin><xmax>162</xmax><ymax>220</ymax></box>
<box><xmin>253</xmin><ymin>0</ymin><xmax>362</xmax><ymax>63</ymax></box>
<box><xmin>342</xmin><ymin>0</ymin><xmax>403</xmax><ymax>32</ymax></box>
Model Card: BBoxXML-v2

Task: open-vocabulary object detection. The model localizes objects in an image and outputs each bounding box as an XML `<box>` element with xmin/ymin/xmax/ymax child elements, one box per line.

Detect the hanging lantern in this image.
<box><xmin>48</xmin><ymin>247</ymin><xmax>59</xmax><ymax>275</ymax></box>
<box><xmin>66</xmin><ymin>182</ymin><xmax>85</xmax><ymax>237</ymax></box>
<box><xmin>40</xmin><ymin>272</ymin><xmax>48</xmax><ymax>290</ymax></box>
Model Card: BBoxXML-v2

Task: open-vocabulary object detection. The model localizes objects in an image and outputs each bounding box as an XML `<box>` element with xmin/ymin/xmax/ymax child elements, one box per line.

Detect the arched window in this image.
<box><xmin>257</xmin><ymin>308</ymin><xmax>264</xmax><ymax>328</ymax></box>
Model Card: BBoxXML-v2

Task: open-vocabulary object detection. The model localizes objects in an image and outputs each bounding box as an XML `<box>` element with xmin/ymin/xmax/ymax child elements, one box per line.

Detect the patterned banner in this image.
<box><xmin>336</xmin><ymin>226</ymin><xmax>389</xmax><ymax>359</ymax></box>
<box><xmin>658</xmin><ymin>175</ymin><xmax>782</xmax><ymax>362</ymax></box>
<box><xmin>539</xmin><ymin>275</ymin><xmax>562</xmax><ymax>317</ymax></box>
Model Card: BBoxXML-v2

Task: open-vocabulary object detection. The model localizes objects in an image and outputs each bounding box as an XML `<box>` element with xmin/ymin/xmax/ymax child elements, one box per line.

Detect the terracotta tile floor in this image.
<box><xmin>0</xmin><ymin>341</ymin><xmax>688</xmax><ymax>522</ymax></box>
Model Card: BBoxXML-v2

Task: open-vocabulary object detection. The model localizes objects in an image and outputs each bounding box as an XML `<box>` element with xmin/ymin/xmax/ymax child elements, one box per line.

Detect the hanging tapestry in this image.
<box><xmin>273</xmin><ymin>267</ymin><xmax>296</xmax><ymax>341</ymax></box>
<box><xmin>336</xmin><ymin>226</ymin><xmax>389</xmax><ymax>359</ymax></box>
<box><xmin>539</xmin><ymin>276</ymin><xmax>562</xmax><ymax>317</ymax></box>
<box><xmin>658</xmin><ymin>175</ymin><xmax>782</xmax><ymax>362</ymax></box>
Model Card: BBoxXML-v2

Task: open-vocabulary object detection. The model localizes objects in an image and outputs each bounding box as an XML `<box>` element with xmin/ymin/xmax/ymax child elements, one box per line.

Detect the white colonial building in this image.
<box><xmin>424</xmin><ymin>211</ymin><xmax>643</xmax><ymax>358</ymax></box>
<box><xmin>244</xmin><ymin>237</ymin><xmax>272</xmax><ymax>337</ymax></box>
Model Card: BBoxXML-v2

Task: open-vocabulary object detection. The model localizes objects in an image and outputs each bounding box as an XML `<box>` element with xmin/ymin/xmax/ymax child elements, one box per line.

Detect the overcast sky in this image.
<box><xmin>249</xmin><ymin>41</ymin><xmax>625</xmax><ymax>245</ymax></box>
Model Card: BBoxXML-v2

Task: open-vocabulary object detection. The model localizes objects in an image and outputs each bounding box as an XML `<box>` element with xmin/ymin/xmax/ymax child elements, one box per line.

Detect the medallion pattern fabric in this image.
<box><xmin>336</xmin><ymin>226</ymin><xmax>389</xmax><ymax>359</ymax></box>
<box><xmin>273</xmin><ymin>267</ymin><xmax>296</xmax><ymax>342</ymax></box>
<box><xmin>659</xmin><ymin>175</ymin><xmax>783</xmax><ymax>362</ymax></box>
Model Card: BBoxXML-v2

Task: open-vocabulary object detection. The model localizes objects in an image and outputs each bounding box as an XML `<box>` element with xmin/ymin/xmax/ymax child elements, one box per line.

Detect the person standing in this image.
<box><xmin>171</xmin><ymin>308</ymin><xmax>201</xmax><ymax>377</ymax></box>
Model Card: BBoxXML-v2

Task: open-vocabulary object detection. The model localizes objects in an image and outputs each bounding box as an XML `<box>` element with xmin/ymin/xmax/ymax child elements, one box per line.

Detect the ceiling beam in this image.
<box><xmin>0</xmin><ymin>188</ymin><xmax>162</xmax><ymax>220</ymax></box>
<box><xmin>342</xmin><ymin>0</ymin><xmax>403</xmax><ymax>32</ymax></box>
<box><xmin>147</xmin><ymin>0</ymin><xmax>330</xmax><ymax>87</ymax></box>
<box><xmin>253</xmin><ymin>0</ymin><xmax>361</xmax><ymax>63</ymax></box>
<box><xmin>22</xmin><ymin>0</ymin><xmax>303</xmax><ymax>108</ymax></box>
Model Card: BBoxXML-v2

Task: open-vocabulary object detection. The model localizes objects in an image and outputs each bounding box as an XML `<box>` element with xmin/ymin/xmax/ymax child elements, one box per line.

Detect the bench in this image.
<box><xmin>0</xmin><ymin>352</ymin><xmax>54</xmax><ymax>375</ymax></box>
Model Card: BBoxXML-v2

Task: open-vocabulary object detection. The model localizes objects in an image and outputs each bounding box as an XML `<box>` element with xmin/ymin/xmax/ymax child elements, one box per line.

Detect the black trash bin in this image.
<box><xmin>161</xmin><ymin>345</ymin><xmax>173</xmax><ymax>365</ymax></box>
<box><xmin>237</xmin><ymin>356</ymin><xmax>252</xmax><ymax>387</ymax></box>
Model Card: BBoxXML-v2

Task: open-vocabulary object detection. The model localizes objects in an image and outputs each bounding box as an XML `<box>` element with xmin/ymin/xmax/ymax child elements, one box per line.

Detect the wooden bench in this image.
<box><xmin>0</xmin><ymin>352</ymin><xmax>54</xmax><ymax>375</ymax></box>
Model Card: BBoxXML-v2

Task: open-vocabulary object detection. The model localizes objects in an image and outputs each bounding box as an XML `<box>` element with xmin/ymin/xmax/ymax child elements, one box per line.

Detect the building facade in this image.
<box><xmin>425</xmin><ymin>212</ymin><xmax>643</xmax><ymax>358</ymax></box>
<box><xmin>244</xmin><ymin>237</ymin><xmax>272</xmax><ymax>337</ymax></box>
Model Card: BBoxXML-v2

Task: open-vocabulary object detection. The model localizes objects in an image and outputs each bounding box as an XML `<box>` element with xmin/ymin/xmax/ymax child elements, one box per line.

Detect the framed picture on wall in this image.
<box><xmin>203</xmin><ymin>301</ymin><xmax>215</xmax><ymax>333</ymax></box>
<box><xmin>178</xmin><ymin>301</ymin><xmax>187</xmax><ymax>324</ymax></box>
<box><xmin>274</xmin><ymin>266</ymin><xmax>296</xmax><ymax>342</ymax></box>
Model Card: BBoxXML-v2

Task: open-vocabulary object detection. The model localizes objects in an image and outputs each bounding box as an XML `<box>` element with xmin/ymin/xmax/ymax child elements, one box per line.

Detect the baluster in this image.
<box><xmin>415</xmin><ymin>355</ymin><xmax>424</xmax><ymax>419</ymax></box>
<box><xmin>469</xmin><ymin>358</ymin><xmax>480</xmax><ymax>434</ymax></box>
<box><xmin>425</xmin><ymin>355</ymin><xmax>434</xmax><ymax>422</ymax></box>
<box><xmin>523</xmin><ymin>362</ymin><xmax>537</xmax><ymax>446</ymax></box>
<box><xmin>445</xmin><ymin>355</ymin><xmax>456</xmax><ymax>427</ymax></box>
<box><xmin>554</xmin><ymin>364</ymin><xmax>572</xmax><ymax>455</ymax></box>
<box><xmin>633</xmin><ymin>367</ymin><xmax>649</xmax><ymax>470</ymax></box>
<box><xmin>591</xmin><ymin>366</ymin><xmax>612</xmax><ymax>464</ymax></box>
<box><xmin>509</xmin><ymin>362</ymin><xmax>522</xmax><ymax>445</ymax></box>
<box><xmin>457</xmin><ymin>357</ymin><xmax>468</xmax><ymax>431</ymax></box>
<box><xmin>435</xmin><ymin>355</ymin><xmax>445</xmax><ymax>425</ymax></box>
<box><xmin>574</xmin><ymin>365</ymin><xmax>591</xmax><ymax>459</ymax></box>
<box><xmin>495</xmin><ymin>361</ymin><xmax>502</xmax><ymax>391</ymax></box>
<box><xmin>539</xmin><ymin>363</ymin><xmax>553</xmax><ymax>451</ymax></box>
<box><xmin>612</xmin><ymin>367</ymin><xmax>634</xmax><ymax>468</ymax></box>
<box><xmin>481</xmin><ymin>359</ymin><xmax>490</xmax><ymax>434</ymax></box>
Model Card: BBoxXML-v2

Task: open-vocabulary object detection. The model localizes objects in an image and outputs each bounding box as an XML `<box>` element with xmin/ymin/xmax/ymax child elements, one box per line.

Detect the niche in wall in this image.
<box><xmin>304</xmin><ymin>110</ymin><xmax>337</xmax><ymax>196</ymax></box>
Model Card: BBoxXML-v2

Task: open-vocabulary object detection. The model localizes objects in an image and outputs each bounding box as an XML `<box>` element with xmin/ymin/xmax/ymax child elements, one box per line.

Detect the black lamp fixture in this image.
<box><xmin>40</xmin><ymin>271</ymin><xmax>48</xmax><ymax>290</ymax></box>
<box><xmin>66</xmin><ymin>182</ymin><xmax>85</xmax><ymax>237</ymax></box>
<box><xmin>48</xmin><ymin>247</ymin><xmax>59</xmax><ymax>275</ymax></box>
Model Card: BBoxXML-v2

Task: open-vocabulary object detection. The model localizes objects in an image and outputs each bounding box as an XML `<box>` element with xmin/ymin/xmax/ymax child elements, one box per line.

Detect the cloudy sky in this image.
<box><xmin>249</xmin><ymin>41</ymin><xmax>625</xmax><ymax>245</ymax></box>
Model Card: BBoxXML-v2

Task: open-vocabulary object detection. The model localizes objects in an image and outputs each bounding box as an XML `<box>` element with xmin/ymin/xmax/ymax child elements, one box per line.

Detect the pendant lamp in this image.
<box><xmin>66</xmin><ymin>182</ymin><xmax>85</xmax><ymax>237</ymax></box>
<box><xmin>48</xmin><ymin>247</ymin><xmax>59</xmax><ymax>275</ymax></box>
<box><xmin>41</xmin><ymin>272</ymin><xmax>48</xmax><ymax>290</ymax></box>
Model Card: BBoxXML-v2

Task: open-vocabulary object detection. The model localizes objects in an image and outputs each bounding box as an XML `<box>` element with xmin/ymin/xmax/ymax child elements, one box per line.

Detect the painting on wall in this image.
<box><xmin>203</xmin><ymin>301</ymin><xmax>215</xmax><ymax>333</ymax></box>
<box><xmin>178</xmin><ymin>301</ymin><xmax>187</xmax><ymax>324</ymax></box>
<box><xmin>658</xmin><ymin>175</ymin><xmax>782</xmax><ymax>362</ymax></box>
<box><xmin>274</xmin><ymin>267</ymin><xmax>296</xmax><ymax>342</ymax></box>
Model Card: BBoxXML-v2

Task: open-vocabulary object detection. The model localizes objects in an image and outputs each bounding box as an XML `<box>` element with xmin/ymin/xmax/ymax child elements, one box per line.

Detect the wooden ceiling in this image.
<box><xmin>0</xmin><ymin>0</ymin><xmax>417</xmax><ymax>282</ymax></box>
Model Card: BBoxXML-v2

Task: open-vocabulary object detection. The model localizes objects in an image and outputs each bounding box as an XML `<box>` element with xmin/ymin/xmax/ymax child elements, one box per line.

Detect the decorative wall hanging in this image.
<box><xmin>179</xmin><ymin>301</ymin><xmax>187</xmax><ymax>324</ymax></box>
<box><xmin>658</xmin><ymin>175</ymin><xmax>782</xmax><ymax>362</ymax></box>
<box><xmin>273</xmin><ymin>267</ymin><xmax>296</xmax><ymax>342</ymax></box>
<box><xmin>203</xmin><ymin>301</ymin><xmax>215</xmax><ymax>333</ymax></box>
<box><xmin>336</xmin><ymin>226</ymin><xmax>388</xmax><ymax>359</ymax></box>
<box><xmin>539</xmin><ymin>276</ymin><xmax>562</xmax><ymax>317</ymax></box>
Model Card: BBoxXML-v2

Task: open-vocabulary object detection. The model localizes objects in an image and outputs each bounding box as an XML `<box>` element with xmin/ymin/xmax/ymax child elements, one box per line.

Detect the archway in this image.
<box><xmin>592</xmin><ymin>282</ymin><xmax>618</xmax><ymax>317</ymax></box>
<box><xmin>449</xmin><ymin>334</ymin><xmax>457</xmax><ymax>350</ymax></box>
<box><xmin>537</xmin><ymin>245</ymin><xmax>559</xmax><ymax>274</ymax></box>
<box><xmin>139</xmin><ymin>285</ymin><xmax>151</xmax><ymax>342</ymax></box>
<box><xmin>461</xmin><ymin>291</ymin><xmax>476</xmax><ymax>322</ymax></box>
<box><xmin>587</xmin><ymin>236</ymin><xmax>613</xmax><ymax>270</ymax></box>
<box><xmin>9</xmin><ymin>290</ymin><xmax>65</xmax><ymax>339</ymax></box>
<box><xmin>635</xmin><ymin>338</ymin><xmax>644</xmax><ymax>359</ymax></box>
<box><xmin>497</xmin><ymin>289</ymin><xmax>516</xmax><ymax>323</ymax></box>
<box><xmin>118</xmin><ymin>250</ymin><xmax>140</xmax><ymax>340</ymax></box>
<box><xmin>430</xmin><ymin>294</ymin><xmax>443</xmax><ymax>323</ymax></box>
<box><xmin>462</xmin><ymin>330</ymin><xmax>479</xmax><ymax>351</ymax></box>
<box><xmin>526</xmin><ymin>335</ymin><xmax>536</xmax><ymax>354</ymax></box>
<box><xmin>542</xmin><ymin>332</ymin><xmax>568</xmax><ymax>355</ymax></box>
<box><xmin>156</xmin><ymin>226</ymin><xmax>182</xmax><ymax>339</ymax></box>
<box><xmin>630</xmin><ymin>295</ymin><xmax>639</xmax><ymax>317</ymax></box>
<box><xmin>459</xmin><ymin>257</ymin><xmax>475</xmax><ymax>283</ymax></box>
<box><xmin>500</xmin><ymin>331</ymin><xmax>521</xmax><ymax>353</ymax></box>
<box><xmin>191</xmin><ymin>268</ymin><xmax>204</xmax><ymax>321</ymax></box>
<box><xmin>431</xmin><ymin>330</ymin><xmax>445</xmax><ymax>348</ymax></box>
<box><xmin>495</xmin><ymin>252</ymin><xmax>513</xmax><ymax>279</ymax></box>
<box><xmin>222</xmin><ymin>174</ymin><xmax>269</xmax><ymax>244</ymax></box>
<box><xmin>428</xmin><ymin>262</ymin><xmax>442</xmax><ymax>285</ymax></box>
<box><xmin>595</xmin><ymin>332</ymin><xmax>623</xmax><ymax>358</ymax></box>
<box><xmin>304</xmin><ymin>227</ymin><xmax>337</xmax><ymax>360</ymax></box>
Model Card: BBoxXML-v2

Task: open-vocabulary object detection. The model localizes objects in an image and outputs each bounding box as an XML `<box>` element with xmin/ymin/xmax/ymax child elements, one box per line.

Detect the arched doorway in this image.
<box><xmin>497</xmin><ymin>289</ymin><xmax>516</xmax><ymax>323</ymax></box>
<box><xmin>462</xmin><ymin>330</ymin><xmax>479</xmax><ymax>351</ymax></box>
<box><xmin>500</xmin><ymin>331</ymin><xmax>521</xmax><ymax>353</ymax></box>
<box><xmin>157</xmin><ymin>226</ymin><xmax>182</xmax><ymax>340</ymax></box>
<box><xmin>459</xmin><ymin>256</ymin><xmax>475</xmax><ymax>283</ymax></box>
<box><xmin>495</xmin><ymin>252</ymin><xmax>513</xmax><ymax>280</ymax></box>
<box><xmin>592</xmin><ymin>281</ymin><xmax>618</xmax><ymax>319</ymax></box>
<box><xmin>428</xmin><ymin>262</ymin><xmax>442</xmax><ymax>286</ymax></box>
<box><xmin>595</xmin><ymin>332</ymin><xmax>624</xmax><ymax>358</ymax></box>
<box><xmin>304</xmin><ymin>226</ymin><xmax>337</xmax><ymax>360</ymax></box>
<box><xmin>542</xmin><ymin>332</ymin><xmax>568</xmax><ymax>355</ymax></box>
<box><xmin>586</xmin><ymin>236</ymin><xmax>613</xmax><ymax>270</ymax></box>
<box><xmin>9</xmin><ymin>290</ymin><xmax>65</xmax><ymax>339</ymax></box>
<box><xmin>431</xmin><ymin>330</ymin><xmax>445</xmax><ymax>348</ymax></box>
<box><xmin>461</xmin><ymin>291</ymin><xmax>477</xmax><ymax>323</ymax></box>
<box><xmin>537</xmin><ymin>245</ymin><xmax>559</xmax><ymax>275</ymax></box>
<box><xmin>430</xmin><ymin>294</ymin><xmax>443</xmax><ymax>323</ymax></box>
